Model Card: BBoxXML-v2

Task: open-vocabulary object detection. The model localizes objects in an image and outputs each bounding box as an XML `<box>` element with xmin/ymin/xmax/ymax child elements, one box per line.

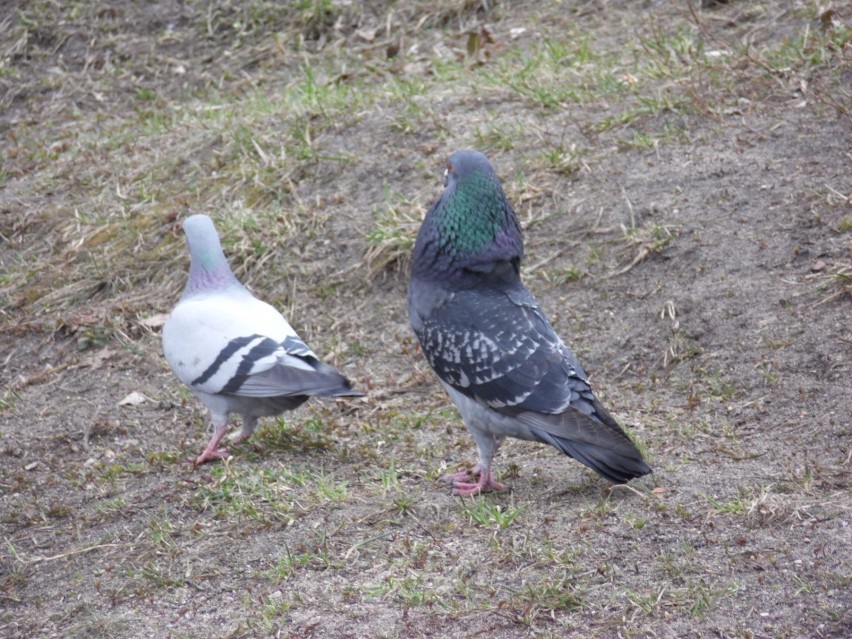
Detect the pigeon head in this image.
<box><xmin>181</xmin><ymin>214</ymin><xmax>242</xmax><ymax>298</ymax></box>
<box><xmin>411</xmin><ymin>150</ymin><xmax>524</xmax><ymax>280</ymax></box>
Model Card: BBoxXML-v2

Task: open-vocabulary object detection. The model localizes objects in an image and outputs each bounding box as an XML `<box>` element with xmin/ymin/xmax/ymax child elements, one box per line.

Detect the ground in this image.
<box><xmin>1</xmin><ymin>1</ymin><xmax>850</xmax><ymax>637</ymax></box>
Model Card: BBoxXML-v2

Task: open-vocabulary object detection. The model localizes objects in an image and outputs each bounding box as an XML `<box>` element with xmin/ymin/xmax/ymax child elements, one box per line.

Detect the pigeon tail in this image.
<box><xmin>229</xmin><ymin>359</ymin><xmax>365</xmax><ymax>400</ymax></box>
<box><xmin>282</xmin><ymin>358</ymin><xmax>365</xmax><ymax>399</ymax></box>
<box><xmin>533</xmin><ymin>429</ymin><xmax>651</xmax><ymax>484</ymax></box>
<box><xmin>301</xmin><ymin>377</ymin><xmax>366</xmax><ymax>399</ymax></box>
<box><xmin>513</xmin><ymin>409</ymin><xmax>651</xmax><ymax>484</ymax></box>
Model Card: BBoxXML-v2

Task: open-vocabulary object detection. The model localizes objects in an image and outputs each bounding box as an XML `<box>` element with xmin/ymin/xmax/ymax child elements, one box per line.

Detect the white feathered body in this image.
<box><xmin>161</xmin><ymin>214</ymin><xmax>362</xmax><ymax>464</ymax></box>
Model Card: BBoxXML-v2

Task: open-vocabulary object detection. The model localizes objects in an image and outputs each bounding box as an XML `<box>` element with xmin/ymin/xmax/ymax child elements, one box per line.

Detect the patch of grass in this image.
<box><xmin>624</xmin><ymin>222</ymin><xmax>679</xmax><ymax>253</ymax></box>
<box><xmin>691</xmin><ymin>366</ymin><xmax>741</xmax><ymax>403</ymax></box>
<box><xmin>605</xmin><ymin>221</ymin><xmax>682</xmax><ymax>277</ymax></box>
<box><xmin>814</xmin><ymin>262</ymin><xmax>852</xmax><ymax>305</ymax></box>
<box><xmin>363</xmin><ymin>190</ymin><xmax>423</xmax><ymax>276</ymax></box>
<box><xmin>686</xmin><ymin>578</ymin><xmax>738</xmax><ymax>618</ymax></box>
<box><xmin>264</xmin><ymin>542</ymin><xmax>333</xmax><ymax>582</ymax></box>
<box><xmin>545</xmin><ymin>264</ymin><xmax>585</xmax><ymax>284</ymax></box>
<box><xmin>579</xmin><ymin>494</ymin><xmax>618</xmax><ymax>523</ymax></box>
<box><xmin>252</xmin><ymin>416</ymin><xmax>334</xmax><ymax>453</ymax></box>
<box><xmin>94</xmin><ymin>496</ymin><xmax>127</xmax><ymax>515</ymax></box>
<box><xmin>127</xmin><ymin>564</ymin><xmax>185</xmax><ymax>592</ymax></box>
<box><xmin>145</xmin><ymin>450</ymin><xmax>185</xmax><ymax>466</ymax></box>
<box><xmin>0</xmin><ymin>390</ymin><xmax>21</xmax><ymax>415</ymax></box>
<box><xmin>705</xmin><ymin>493</ymin><xmax>747</xmax><ymax>517</ymax></box>
<box><xmin>834</xmin><ymin>216</ymin><xmax>852</xmax><ymax>233</ymax></box>
<box><xmin>639</xmin><ymin>27</ymin><xmax>705</xmax><ymax>79</ymax></box>
<box><xmin>763</xmin><ymin>22</ymin><xmax>852</xmax><ymax>70</ymax></box>
<box><xmin>474</xmin><ymin>118</ymin><xmax>524</xmax><ymax>151</ymax></box>
<box><xmin>148</xmin><ymin>512</ymin><xmax>177</xmax><ymax>549</ymax></box>
<box><xmin>93</xmin><ymin>460</ymin><xmax>149</xmax><ymax>484</ymax></box>
<box><xmin>192</xmin><ymin>462</ymin><xmax>347</xmax><ymax>522</ymax></box>
<box><xmin>385</xmin><ymin>76</ymin><xmax>434</xmax><ymax>134</ymax></box>
<box><xmin>743</xmin><ymin>483</ymin><xmax>815</xmax><ymax>527</ymax></box>
<box><xmin>481</xmin><ymin>35</ymin><xmax>611</xmax><ymax>112</ymax></box>
<box><xmin>542</xmin><ymin>143</ymin><xmax>584</xmax><ymax>177</ymax></box>
<box><xmin>377</xmin><ymin>458</ymin><xmax>402</xmax><ymax>493</ymax></box>
<box><xmin>503</xmin><ymin>574</ymin><xmax>587</xmax><ymax>624</ymax></box>
<box><xmin>458</xmin><ymin>495</ymin><xmax>526</xmax><ymax>529</ymax></box>
<box><xmin>255</xmin><ymin>594</ymin><xmax>293</xmax><ymax>632</ymax></box>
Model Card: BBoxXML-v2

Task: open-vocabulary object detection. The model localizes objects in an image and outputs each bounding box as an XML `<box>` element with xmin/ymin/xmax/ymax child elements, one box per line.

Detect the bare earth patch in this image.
<box><xmin>1</xmin><ymin>1</ymin><xmax>850</xmax><ymax>637</ymax></box>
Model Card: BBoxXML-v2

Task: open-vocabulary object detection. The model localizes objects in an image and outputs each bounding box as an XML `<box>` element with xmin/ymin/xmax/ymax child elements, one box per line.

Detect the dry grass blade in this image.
<box><xmin>813</xmin><ymin>262</ymin><xmax>852</xmax><ymax>306</ymax></box>
<box><xmin>1</xmin><ymin>1</ymin><xmax>851</xmax><ymax>638</ymax></box>
<box><xmin>362</xmin><ymin>202</ymin><xmax>423</xmax><ymax>277</ymax></box>
<box><xmin>609</xmin><ymin>222</ymin><xmax>681</xmax><ymax>278</ymax></box>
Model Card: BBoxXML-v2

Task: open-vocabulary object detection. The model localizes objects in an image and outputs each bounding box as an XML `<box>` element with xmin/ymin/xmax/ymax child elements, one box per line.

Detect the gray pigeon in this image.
<box><xmin>163</xmin><ymin>214</ymin><xmax>364</xmax><ymax>464</ymax></box>
<box><xmin>407</xmin><ymin>151</ymin><xmax>651</xmax><ymax>496</ymax></box>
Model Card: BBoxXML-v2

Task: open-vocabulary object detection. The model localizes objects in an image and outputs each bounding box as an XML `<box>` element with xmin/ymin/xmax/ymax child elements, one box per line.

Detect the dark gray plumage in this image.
<box><xmin>407</xmin><ymin>150</ymin><xmax>651</xmax><ymax>495</ymax></box>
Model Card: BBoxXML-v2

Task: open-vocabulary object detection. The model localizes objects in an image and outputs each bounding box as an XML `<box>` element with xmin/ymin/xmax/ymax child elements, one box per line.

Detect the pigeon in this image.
<box><xmin>407</xmin><ymin>150</ymin><xmax>651</xmax><ymax>496</ymax></box>
<box><xmin>163</xmin><ymin>214</ymin><xmax>364</xmax><ymax>464</ymax></box>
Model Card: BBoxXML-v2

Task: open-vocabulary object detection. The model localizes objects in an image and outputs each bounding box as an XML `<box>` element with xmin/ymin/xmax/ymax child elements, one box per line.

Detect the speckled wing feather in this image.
<box><xmin>411</xmin><ymin>273</ymin><xmax>648</xmax><ymax>483</ymax></box>
<box><xmin>410</xmin><ymin>273</ymin><xmax>595</xmax><ymax>416</ymax></box>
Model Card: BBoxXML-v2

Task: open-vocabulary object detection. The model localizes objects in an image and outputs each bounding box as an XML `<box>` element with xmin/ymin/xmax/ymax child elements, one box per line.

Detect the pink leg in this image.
<box><xmin>228</xmin><ymin>416</ymin><xmax>258</xmax><ymax>444</ymax></box>
<box><xmin>452</xmin><ymin>469</ymin><xmax>508</xmax><ymax>497</ymax></box>
<box><xmin>195</xmin><ymin>415</ymin><xmax>258</xmax><ymax>464</ymax></box>
<box><xmin>446</xmin><ymin>433</ymin><xmax>508</xmax><ymax>495</ymax></box>
<box><xmin>441</xmin><ymin>463</ymin><xmax>483</xmax><ymax>484</ymax></box>
<box><xmin>194</xmin><ymin>418</ymin><xmax>231</xmax><ymax>465</ymax></box>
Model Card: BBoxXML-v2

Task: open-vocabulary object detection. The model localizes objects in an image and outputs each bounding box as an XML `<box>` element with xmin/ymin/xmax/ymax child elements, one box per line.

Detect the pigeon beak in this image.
<box><xmin>443</xmin><ymin>167</ymin><xmax>450</xmax><ymax>187</ymax></box>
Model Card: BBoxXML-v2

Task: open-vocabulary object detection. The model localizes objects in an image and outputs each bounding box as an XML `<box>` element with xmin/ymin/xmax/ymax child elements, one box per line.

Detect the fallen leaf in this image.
<box><xmin>139</xmin><ymin>313</ymin><xmax>169</xmax><ymax>329</ymax></box>
<box><xmin>119</xmin><ymin>391</ymin><xmax>150</xmax><ymax>407</ymax></box>
<box><xmin>83</xmin><ymin>347</ymin><xmax>116</xmax><ymax>370</ymax></box>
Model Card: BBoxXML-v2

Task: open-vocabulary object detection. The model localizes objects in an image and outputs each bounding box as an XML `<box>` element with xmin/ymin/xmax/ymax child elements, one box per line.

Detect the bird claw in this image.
<box><xmin>193</xmin><ymin>447</ymin><xmax>231</xmax><ymax>465</ymax></box>
<box><xmin>441</xmin><ymin>469</ymin><xmax>476</xmax><ymax>484</ymax></box>
<box><xmin>451</xmin><ymin>475</ymin><xmax>509</xmax><ymax>496</ymax></box>
<box><xmin>443</xmin><ymin>466</ymin><xmax>509</xmax><ymax>496</ymax></box>
<box><xmin>440</xmin><ymin>463</ymin><xmax>483</xmax><ymax>484</ymax></box>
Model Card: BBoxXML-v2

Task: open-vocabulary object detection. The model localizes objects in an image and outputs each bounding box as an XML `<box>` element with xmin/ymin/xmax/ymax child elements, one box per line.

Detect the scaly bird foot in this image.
<box><xmin>450</xmin><ymin>470</ymin><xmax>508</xmax><ymax>497</ymax></box>
<box><xmin>441</xmin><ymin>463</ymin><xmax>485</xmax><ymax>484</ymax></box>
<box><xmin>193</xmin><ymin>447</ymin><xmax>231</xmax><ymax>465</ymax></box>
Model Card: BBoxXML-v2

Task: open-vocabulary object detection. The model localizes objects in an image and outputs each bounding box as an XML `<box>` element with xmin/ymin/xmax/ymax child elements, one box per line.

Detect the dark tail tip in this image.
<box><xmin>538</xmin><ymin>432</ymin><xmax>651</xmax><ymax>484</ymax></box>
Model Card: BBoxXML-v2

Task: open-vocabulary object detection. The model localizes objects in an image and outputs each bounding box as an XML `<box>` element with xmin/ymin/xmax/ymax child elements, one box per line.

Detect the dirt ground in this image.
<box><xmin>1</xmin><ymin>1</ymin><xmax>850</xmax><ymax>637</ymax></box>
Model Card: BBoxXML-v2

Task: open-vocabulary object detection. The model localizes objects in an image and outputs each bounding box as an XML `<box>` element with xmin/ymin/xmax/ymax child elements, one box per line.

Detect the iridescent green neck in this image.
<box><xmin>439</xmin><ymin>169</ymin><xmax>509</xmax><ymax>256</ymax></box>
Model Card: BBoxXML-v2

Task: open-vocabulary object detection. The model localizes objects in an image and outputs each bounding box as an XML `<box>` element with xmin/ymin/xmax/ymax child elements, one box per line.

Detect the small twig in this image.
<box><xmin>622</xmin><ymin>186</ymin><xmax>636</xmax><ymax>230</ymax></box>
<box><xmin>11</xmin><ymin>542</ymin><xmax>126</xmax><ymax>565</ymax></box>
<box><xmin>609</xmin><ymin>483</ymin><xmax>656</xmax><ymax>501</ymax></box>
<box><xmin>823</xmin><ymin>183</ymin><xmax>849</xmax><ymax>203</ymax></box>
<box><xmin>611</xmin><ymin>362</ymin><xmax>632</xmax><ymax>381</ymax></box>
<box><xmin>524</xmin><ymin>251</ymin><xmax>562</xmax><ymax>273</ymax></box>
<box><xmin>343</xmin><ymin>532</ymin><xmax>394</xmax><ymax>559</ymax></box>
<box><xmin>607</xmin><ymin>246</ymin><xmax>650</xmax><ymax>278</ymax></box>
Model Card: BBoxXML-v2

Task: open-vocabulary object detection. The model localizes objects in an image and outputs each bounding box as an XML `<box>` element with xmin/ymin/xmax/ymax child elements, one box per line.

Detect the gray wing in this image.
<box><xmin>410</xmin><ymin>277</ymin><xmax>650</xmax><ymax>482</ymax></box>
<box><xmin>194</xmin><ymin>334</ymin><xmax>361</xmax><ymax>399</ymax></box>
<box><xmin>410</xmin><ymin>277</ymin><xmax>597</xmax><ymax>417</ymax></box>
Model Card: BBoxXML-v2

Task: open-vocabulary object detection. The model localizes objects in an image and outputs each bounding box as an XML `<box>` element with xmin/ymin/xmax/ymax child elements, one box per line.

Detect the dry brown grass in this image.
<box><xmin>2</xmin><ymin>1</ymin><xmax>851</xmax><ymax>638</ymax></box>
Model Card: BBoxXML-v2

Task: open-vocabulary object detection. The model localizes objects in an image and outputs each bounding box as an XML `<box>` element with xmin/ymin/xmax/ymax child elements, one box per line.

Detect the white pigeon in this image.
<box><xmin>163</xmin><ymin>214</ymin><xmax>364</xmax><ymax>464</ymax></box>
